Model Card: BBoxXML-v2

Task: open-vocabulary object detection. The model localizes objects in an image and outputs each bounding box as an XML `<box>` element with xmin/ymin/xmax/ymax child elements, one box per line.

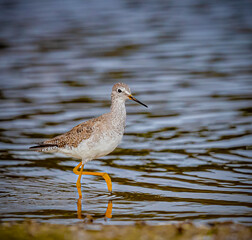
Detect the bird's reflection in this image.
<box><xmin>76</xmin><ymin>190</ymin><xmax>113</xmax><ymax>220</ymax></box>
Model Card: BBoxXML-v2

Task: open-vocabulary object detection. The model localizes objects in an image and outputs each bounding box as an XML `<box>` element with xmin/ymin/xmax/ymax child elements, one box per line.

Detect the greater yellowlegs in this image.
<box><xmin>30</xmin><ymin>83</ymin><xmax>148</xmax><ymax>197</ymax></box>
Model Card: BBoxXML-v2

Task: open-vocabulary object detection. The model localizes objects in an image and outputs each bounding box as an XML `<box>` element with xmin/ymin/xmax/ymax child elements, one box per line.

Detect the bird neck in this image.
<box><xmin>110</xmin><ymin>98</ymin><xmax>126</xmax><ymax>126</ymax></box>
<box><xmin>110</xmin><ymin>98</ymin><xmax>126</xmax><ymax>115</ymax></box>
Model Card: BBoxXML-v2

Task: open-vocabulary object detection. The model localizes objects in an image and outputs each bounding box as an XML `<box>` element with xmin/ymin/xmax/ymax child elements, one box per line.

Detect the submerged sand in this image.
<box><xmin>1</xmin><ymin>221</ymin><xmax>251</xmax><ymax>240</ymax></box>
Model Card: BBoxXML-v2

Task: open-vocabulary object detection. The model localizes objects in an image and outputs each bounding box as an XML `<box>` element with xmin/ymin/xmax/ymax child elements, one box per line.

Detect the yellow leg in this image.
<box><xmin>73</xmin><ymin>162</ymin><xmax>112</xmax><ymax>193</ymax></box>
<box><xmin>75</xmin><ymin>163</ymin><xmax>84</xmax><ymax>198</ymax></box>
<box><xmin>73</xmin><ymin>162</ymin><xmax>82</xmax><ymax>174</ymax></box>
<box><xmin>82</xmin><ymin>171</ymin><xmax>112</xmax><ymax>192</ymax></box>
<box><xmin>77</xmin><ymin>197</ymin><xmax>82</xmax><ymax>219</ymax></box>
<box><xmin>105</xmin><ymin>200</ymin><xmax>113</xmax><ymax>218</ymax></box>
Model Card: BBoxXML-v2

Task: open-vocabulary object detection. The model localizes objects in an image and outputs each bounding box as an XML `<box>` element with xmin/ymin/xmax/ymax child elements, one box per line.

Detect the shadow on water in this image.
<box><xmin>0</xmin><ymin>0</ymin><xmax>252</xmax><ymax>225</ymax></box>
<box><xmin>77</xmin><ymin>197</ymin><xmax>113</xmax><ymax>221</ymax></box>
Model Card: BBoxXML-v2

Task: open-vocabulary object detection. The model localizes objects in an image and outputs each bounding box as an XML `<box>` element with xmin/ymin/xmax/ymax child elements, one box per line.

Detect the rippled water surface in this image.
<box><xmin>0</xmin><ymin>0</ymin><xmax>252</xmax><ymax>224</ymax></box>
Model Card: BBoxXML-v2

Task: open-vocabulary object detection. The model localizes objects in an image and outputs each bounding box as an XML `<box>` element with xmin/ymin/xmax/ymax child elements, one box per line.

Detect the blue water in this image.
<box><xmin>0</xmin><ymin>0</ymin><xmax>252</xmax><ymax>225</ymax></box>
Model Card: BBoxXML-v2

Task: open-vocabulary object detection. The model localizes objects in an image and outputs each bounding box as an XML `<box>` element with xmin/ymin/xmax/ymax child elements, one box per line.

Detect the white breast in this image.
<box><xmin>90</xmin><ymin>132</ymin><xmax>123</xmax><ymax>159</ymax></box>
<box><xmin>59</xmin><ymin>130</ymin><xmax>123</xmax><ymax>162</ymax></box>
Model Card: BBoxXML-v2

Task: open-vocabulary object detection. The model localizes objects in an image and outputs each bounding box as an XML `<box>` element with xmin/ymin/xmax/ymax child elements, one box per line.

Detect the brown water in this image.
<box><xmin>0</xmin><ymin>0</ymin><xmax>252</xmax><ymax>225</ymax></box>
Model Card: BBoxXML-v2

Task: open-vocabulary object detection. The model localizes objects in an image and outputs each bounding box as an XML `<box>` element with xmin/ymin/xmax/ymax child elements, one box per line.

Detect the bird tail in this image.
<box><xmin>29</xmin><ymin>144</ymin><xmax>58</xmax><ymax>152</ymax></box>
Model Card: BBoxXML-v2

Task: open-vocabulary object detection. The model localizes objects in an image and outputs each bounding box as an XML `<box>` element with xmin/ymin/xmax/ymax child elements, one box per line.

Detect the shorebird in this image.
<box><xmin>30</xmin><ymin>83</ymin><xmax>147</xmax><ymax>197</ymax></box>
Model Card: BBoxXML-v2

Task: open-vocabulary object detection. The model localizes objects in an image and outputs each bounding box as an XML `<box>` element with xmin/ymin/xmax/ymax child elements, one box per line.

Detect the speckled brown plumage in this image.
<box><xmin>44</xmin><ymin>119</ymin><xmax>95</xmax><ymax>148</ymax></box>
<box><xmin>41</xmin><ymin>113</ymin><xmax>111</xmax><ymax>149</ymax></box>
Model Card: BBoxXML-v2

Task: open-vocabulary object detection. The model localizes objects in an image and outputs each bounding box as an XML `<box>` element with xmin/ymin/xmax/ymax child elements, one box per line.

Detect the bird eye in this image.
<box><xmin>117</xmin><ymin>89</ymin><xmax>122</xmax><ymax>93</ymax></box>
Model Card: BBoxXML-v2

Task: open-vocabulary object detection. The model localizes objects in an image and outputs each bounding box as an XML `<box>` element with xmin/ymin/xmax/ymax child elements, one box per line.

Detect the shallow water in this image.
<box><xmin>0</xmin><ymin>0</ymin><xmax>252</xmax><ymax>225</ymax></box>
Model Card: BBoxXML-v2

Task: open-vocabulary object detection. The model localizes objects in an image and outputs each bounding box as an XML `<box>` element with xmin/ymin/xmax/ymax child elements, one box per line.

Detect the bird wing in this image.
<box><xmin>30</xmin><ymin>117</ymin><xmax>103</xmax><ymax>151</ymax></box>
<box><xmin>43</xmin><ymin>118</ymin><xmax>98</xmax><ymax>148</ymax></box>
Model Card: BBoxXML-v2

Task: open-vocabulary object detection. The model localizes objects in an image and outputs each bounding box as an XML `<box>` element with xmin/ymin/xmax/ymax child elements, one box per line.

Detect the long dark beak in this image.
<box><xmin>128</xmin><ymin>95</ymin><xmax>148</xmax><ymax>108</ymax></box>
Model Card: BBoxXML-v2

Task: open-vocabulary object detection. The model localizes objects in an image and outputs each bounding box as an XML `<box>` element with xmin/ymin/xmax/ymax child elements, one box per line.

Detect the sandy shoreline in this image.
<box><xmin>1</xmin><ymin>221</ymin><xmax>251</xmax><ymax>240</ymax></box>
